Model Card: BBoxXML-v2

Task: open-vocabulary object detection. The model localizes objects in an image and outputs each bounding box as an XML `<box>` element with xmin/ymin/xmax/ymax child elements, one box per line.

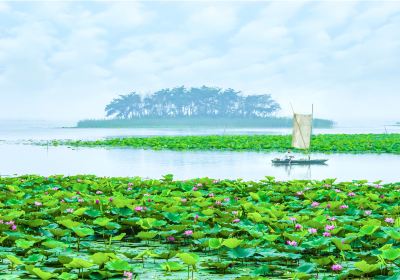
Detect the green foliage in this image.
<box><xmin>1</xmin><ymin>175</ymin><xmax>399</xmax><ymax>278</ymax></box>
<box><xmin>50</xmin><ymin>134</ymin><xmax>400</xmax><ymax>154</ymax></box>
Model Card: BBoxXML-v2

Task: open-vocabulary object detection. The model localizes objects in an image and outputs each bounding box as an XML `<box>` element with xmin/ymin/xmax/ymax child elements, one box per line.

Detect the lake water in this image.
<box><xmin>1</xmin><ymin>120</ymin><xmax>399</xmax><ymax>182</ymax></box>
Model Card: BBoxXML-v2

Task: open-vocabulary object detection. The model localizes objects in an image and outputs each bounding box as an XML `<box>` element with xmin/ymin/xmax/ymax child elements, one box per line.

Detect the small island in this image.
<box><xmin>77</xmin><ymin>86</ymin><xmax>334</xmax><ymax>128</ymax></box>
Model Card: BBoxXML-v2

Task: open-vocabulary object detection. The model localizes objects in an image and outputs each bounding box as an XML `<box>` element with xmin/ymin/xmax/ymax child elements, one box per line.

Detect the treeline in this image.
<box><xmin>105</xmin><ymin>86</ymin><xmax>281</xmax><ymax>119</ymax></box>
<box><xmin>77</xmin><ymin>117</ymin><xmax>334</xmax><ymax>128</ymax></box>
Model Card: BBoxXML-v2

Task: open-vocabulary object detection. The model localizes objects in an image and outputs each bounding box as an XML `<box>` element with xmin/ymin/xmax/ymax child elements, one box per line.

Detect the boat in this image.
<box><xmin>272</xmin><ymin>158</ymin><xmax>328</xmax><ymax>165</ymax></box>
<box><xmin>271</xmin><ymin>105</ymin><xmax>328</xmax><ymax>165</ymax></box>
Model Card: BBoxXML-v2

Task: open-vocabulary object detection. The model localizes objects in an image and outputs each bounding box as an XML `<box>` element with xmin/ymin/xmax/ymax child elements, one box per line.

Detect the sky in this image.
<box><xmin>0</xmin><ymin>0</ymin><xmax>399</xmax><ymax>124</ymax></box>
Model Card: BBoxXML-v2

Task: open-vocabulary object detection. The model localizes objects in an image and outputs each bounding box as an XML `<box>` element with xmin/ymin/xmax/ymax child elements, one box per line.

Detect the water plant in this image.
<box><xmin>0</xmin><ymin>175</ymin><xmax>399</xmax><ymax>279</ymax></box>
<box><xmin>46</xmin><ymin>133</ymin><xmax>400</xmax><ymax>154</ymax></box>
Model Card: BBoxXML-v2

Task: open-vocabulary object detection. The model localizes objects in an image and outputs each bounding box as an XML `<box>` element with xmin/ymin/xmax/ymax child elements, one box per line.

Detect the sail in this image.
<box><xmin>292</xmin><ymin>113</ymin><xmax>312</xmax><ymax>149</ymax></box>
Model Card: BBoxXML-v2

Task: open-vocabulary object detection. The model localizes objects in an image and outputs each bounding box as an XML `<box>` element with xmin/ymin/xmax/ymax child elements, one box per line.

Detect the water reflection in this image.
<box><xmin>0</xmin><ymin>144</ymin><xmax>398</xmax><ymax>182</ymax></box>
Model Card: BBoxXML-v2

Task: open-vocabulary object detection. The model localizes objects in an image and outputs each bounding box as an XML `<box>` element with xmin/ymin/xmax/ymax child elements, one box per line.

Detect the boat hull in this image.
<box><xmin>272</xmin><ymin>159</ymin><xmax>328</xmax><ymax>165</ymax></box>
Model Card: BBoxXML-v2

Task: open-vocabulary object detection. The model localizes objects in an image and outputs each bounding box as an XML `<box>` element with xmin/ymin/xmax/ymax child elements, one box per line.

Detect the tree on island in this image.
<box><xmin>105</xmin><ymin>86</ymin><xmax>281</xmax><ymax>119</ymax></box>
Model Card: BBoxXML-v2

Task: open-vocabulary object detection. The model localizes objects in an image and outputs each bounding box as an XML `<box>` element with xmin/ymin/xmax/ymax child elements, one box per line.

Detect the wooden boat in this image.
<box><xmin>271</xmin><ymin>158</ymin><xmax>328</xmax><ymax>165</ymax></box>
<box><xmin>272</xmin><ymin>105</ymin><xmax>328</xmax><ymax>165</ymax></box>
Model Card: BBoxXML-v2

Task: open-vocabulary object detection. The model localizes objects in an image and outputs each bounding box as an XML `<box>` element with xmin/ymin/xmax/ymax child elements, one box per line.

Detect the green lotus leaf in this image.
<box><xmin>58</xmin><ymin>219</ymin><xmax>81</xmax><ymax>229</ymax></box>
<box><xmin>331</xmin><ymin>238</ymin><xmax>352</xmax><ymax>251</ymax></box>
<box><xmin>160</xmin><ymin>261</ymin><xmax>184</xmax><ymax>272</ymax></box>
<box><xmin>73</xmin><ymin>207</ymin><xmax>88</xmax><ymax>216</ymax></box>
<box><xmin>25</xmin><ymin>265</ymin><xmax>57</xmax><ymax>280</ymax></box>
<box><xmin>358</xmin><ymin>225</ymin><xmax>380</xmax><ymax>236</ymax></box>
<box><xmin>228</xmin><ymin>247</ymin><xmax>255</xmax><ymax>259</ymax></box>
<box><xmin>15</xmin><ymin>239</ymin><xmax>35</xmax><ymax>249</ymax></box>
<box><xmin>208</xmin><ymin>238</ymin><xmax>223</xmax><ymax>249</ymax></box>
<box><xmin>354</xmin><ymin>260</ymin><xmax>381</xmax><ymax>274</ymax></box>
<box><xmin>58</xmin><ymin>272</ymin><xmax>78</xmax><ymax>280</ymax></box>
<box><xmin>177</xmin><ymin>252</ymin><xmax>200</xmax><ymax>266</ymax></box>
<box><xmin>93</xmin><ymin>217</ymin><xmax>113</xmax><ymax>227</ymax></box>
<box><xmin>72</xmin><ymin>226</ymin><xmax>94</xmax><ymax>237</ymax></box>
<box><xmin>297</xmin><ymin>263</ymin><xmax>315</xmax><ymax>273</ymax></box>
<box><xmin>136</xmin><ymin>231</ymin><xmax>157</xmax><ymax>240</ymax></box>
<box><xmin>65</xmin><ymin>258</ymin><xmax>95</xmax><ymax>269</ymax></box>
<box><xmin>382</xmin><ymin>248</ymin><xmax>400</xmax><ymax>261</ymax></box>
<box><xmin>6</xmin><ymin>255</ymin><xmax>24</xmax><ymax>266</ymax></box>
<box><xmin>90</xmin><ymin>252</ymin><xmax>118</xmax><ymax>265</ymax></box>
<box><xmin>42</xmin><ymin>240</ymin><xmax>68</xmax><ymax>249</ymax></box>
<box><xmin>105</xmin><ymin>259</ymin><xmax>131</xmax><ymax>271</ymax></box>
<box><xmin>24</xmin><ymin>254</ymin><xmax>45</xmax><ymax>263</ymax></box>
<box><xmin>111</xmin><ymin>233</ymin><xmax>126</xmax><ymax>241</ymax></box>
<box><xmin>222</xmin><ymin>238</ymin><xmax>243</xmax><ymax>249</ymax></box>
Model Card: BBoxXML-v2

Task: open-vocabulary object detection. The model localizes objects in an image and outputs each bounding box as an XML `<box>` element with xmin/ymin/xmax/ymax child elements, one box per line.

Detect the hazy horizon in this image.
<box><xmin>0</xmin><ymin>1</ymin><xmax>399</xmax><ymax>124</ymax></box>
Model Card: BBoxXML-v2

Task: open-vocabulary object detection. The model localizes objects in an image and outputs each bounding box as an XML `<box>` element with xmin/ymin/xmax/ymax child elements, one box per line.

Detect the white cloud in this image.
<box><xmin>0</xmin><ymin>1</ymin><xmax>399</xmax><ymax>124</ymax></box>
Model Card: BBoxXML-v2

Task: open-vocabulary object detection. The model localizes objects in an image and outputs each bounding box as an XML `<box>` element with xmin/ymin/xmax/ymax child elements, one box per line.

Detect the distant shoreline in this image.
<box><xmin>76</xmin><ymin>117</ymin><xmax>335</xmax><ymax>129</ymax></box>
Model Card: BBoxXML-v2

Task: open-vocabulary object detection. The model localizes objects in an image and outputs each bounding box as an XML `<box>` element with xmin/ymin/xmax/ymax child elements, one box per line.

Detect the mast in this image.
<box><xmin>309</xmin><ymin>104</ymin><xmax>314</xmax><ymax>159</ymax></box>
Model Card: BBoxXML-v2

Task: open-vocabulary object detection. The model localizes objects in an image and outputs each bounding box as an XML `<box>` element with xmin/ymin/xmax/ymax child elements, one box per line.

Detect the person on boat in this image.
<box><xmin>284</xmin><ymin>149</ymin><xmax>295</xmax><ymax>162</ymax></box>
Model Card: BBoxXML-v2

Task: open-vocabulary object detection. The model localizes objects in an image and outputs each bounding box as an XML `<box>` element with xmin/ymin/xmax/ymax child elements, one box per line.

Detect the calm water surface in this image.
<box><xmin>0</xmin><ymin>120</ymin><xmax>399</xmax><ymax>182</ymax></box>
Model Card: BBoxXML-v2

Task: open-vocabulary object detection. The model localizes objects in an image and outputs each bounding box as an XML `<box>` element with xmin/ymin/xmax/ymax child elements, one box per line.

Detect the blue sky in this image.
<box><xmin>0</xmin><ymin>1</ymin><xmax>399</xmax><ymax>124</ymax></box>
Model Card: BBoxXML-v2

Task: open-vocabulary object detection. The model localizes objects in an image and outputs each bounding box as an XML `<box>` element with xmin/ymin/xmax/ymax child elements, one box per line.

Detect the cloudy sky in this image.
<box><xmin>0</xmin><ymin>0</ymin><xmax>399</xmax><ymax>124</ymax></box>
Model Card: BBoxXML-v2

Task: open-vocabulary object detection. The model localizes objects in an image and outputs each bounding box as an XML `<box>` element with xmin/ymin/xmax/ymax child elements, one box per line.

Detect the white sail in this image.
<box><xmin>292</xmin><ymin>113</ymin><xmax>312</xmax><ymax>149</ymax></box>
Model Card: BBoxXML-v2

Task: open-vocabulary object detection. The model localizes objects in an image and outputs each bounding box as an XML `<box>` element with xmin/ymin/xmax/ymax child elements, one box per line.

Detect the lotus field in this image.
<box><xmin>48</xmin><ymin>134</ymin><xmax>400</xmax><ymax>154</ymax></box>
<box><xmin>1</xmin><ymin>175</ymin><xmax>400</xmax><ymax>279</ymax></box>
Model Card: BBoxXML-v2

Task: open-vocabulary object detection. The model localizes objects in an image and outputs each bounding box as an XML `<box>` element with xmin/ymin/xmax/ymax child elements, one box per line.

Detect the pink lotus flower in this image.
<box><xmin>311</xmin><ymin>201</ymin><xmax>320</xmax><ymax>207</ymax></box>
<box><xmin>334</xmin><ymin>189</ymin><xmax>341</xmax><ymax>193</ymax></box>
<box><xmin>0</xmin><ymin>220</ymin><xmax>3</xmax><ymax>224</ymax></box>
<box><xmin>380</xmin><ymin>195</ymin><xmax>385</xmax><ymax>199</ymax></box>
<box><xmin>331</xmin><ymin>264</ymin><xmax>343</xmax><ymax>271</ymax></box>
<box><xmin>34</xmin><ymin>201</ymin><xmax>42</xmax><ymax>206</ymax></box>
<box><xmin>340</xmin><ymin>205</ymin><xmax>348</xmax><ymax>209</ymax></box>
<box><xmin>196</xmin><ymin>183</ymin><xmax>203</xmax><ymax>187</ymax></box>
<box><xmin>328</xmin><ymin>216</ymin><xmax>336</xmax><ymax>221</ymax></box>
<box><xmin>95</xmin><ymin>199</ymin><xmax>100</xmax><ymax>204</ymax></box>
<box><xmin>109</xmin><ymin>197</ymin><xmax>113</xmax><ymax>202</ymax></box>
<box><xmin>308</xmin><ymin>228</ymin><xmax>317</xmax><ymax>234</ymax></box>
<box><xmin>215</xmin><ymin>201</ymin><xmax>222</xmax><ymax>206</ymax></box>
<box><xmin>325</xmin><ymin>225</ymin><xmax>335</xmax><ymax>231</ymax></box>
<box><xmin>5</xmin><ymin>220</ymin><xmax>15</xmax><ymax>225</ymax></box>
<box><xmin>96</xmin><ymin>191</ymin><xmax>103</xmax><ymax>194</ymax></box>
<box><xmin>212</xmin><ymin>180</ymin><xmax>219</xmax><ymax>184</ymax></box>
<box><xmin>135</xmin><ymin>206</ymin><xmax>144</xmax><ymax>212</ymax></box>
<box><xmin>128</xmin><ymin>182</ymin><xmax>133</xmax><ymax>186</ymax></box>
<box><xmin>232</xmin><ymin>211</ymin><xmax>238</xmax><ymax>216</ymax></box>
<box><xmin>233</xmin><ymin>218</ymin><xmax>240</xmax><ymax>223</ymax></box>
<box><xmin>66</xmin><ymin>208</ymin><xmax>74</xmax><ymax>213</ymax></box>
<box><xmin>60</xmin><ymin>199</ymin><xmax>65</xmax><ymax>203</ymax></box>
<box><xmin>52</xmin><ymin>187</ymin><xmax>59</xmax><ymax>191</ymax></box>
<box><xmin>323</xmin><ymin>231</ymin><xmax>331</xmax><ymax>237</ymax></box>
<box><xmin>192</xmin><ymin>187</ymin><xmax>198</xmax><ymax>191</ymax></box>
<box><xmin>11</xmin><ymin>224</ymin><xmax>17</xmax><ymax>231</ymax></box>
<box><xmin>286</xmin><ymin>240</ymin><xmax>298</xmax><ymax>246</ymax></box>
<box><xmin>167</xmin><ymin>236</ymin><xmax>175</xmax><ymax>242</ymax></box>
<box><xmin>385</xmin><ymin>217</ymin><xmax>395</xmax><ymax>224</ymax></box>
<box><xmin>364</xmin><ymin>210</ymin><xmax>372</xmax><ymax>216</ymax></box>
<box><xmin>127</xmin><ymin>187</ymin><xmax>132</xmax><ymax>191</ymax></box>
<box><xmin>326</xmin><ymin>203</ymin><xmax>331</xmax><ymax>209</ymax></box>
<box><xmin>224</xmin><ymin>197</ymin><xmax>230</xmax><ymax>202</ymax></box>
<box><xmin>194</xmin><ymin>214</ymin><xmax>199</xmax><ymax>221</ymax></box>
<box><xmin>296</xmin><ymin>191</ymin><xmax>304</xmax><ymax>196</ymax></box>
<box><xmin>77</xmin><ymin>179</ymin><xmax>82</xmax><ymax>183</ymax></box>
<box><xmin>123</xmin><ymin>271</ymin><xmax>133</xmax><ymax>280</ymax></box>
<box><xmin>181</xmin><ymin>198</ymin><xmax>187</xmax><ymax>203</ymax></box>
<box><xmin>295</xmin><ymin>224</ymin><xmax>302</xmax><ymax>230</ymax></box>
<box><xmin>289</xmin><ymin>217</ymin><xmax>297</xmax><ymax>221</ymax></box>
<box><xmin>143</xmin><ymin>193</ymin><xmax>151</xmax><ymax>196</ymax></box>
<box><xmin>208</xmin><ymin>193</ymin><xmax>215</xmax><ymax>197</ymax></box>
<box><xmin>184</xmin><ymin>230</ymin><xmax>193</xmax><ymax>236</ymax></box>
<box><xmin>374</xmin><ymin>184</ymin><xmax>383</xmax><ymax>189</ymax></box>
<box><xmin>348</xmin><ymin>192</ymin><xmax>356</xmax><ymax>197</ymax></box>
<box><xmin>78</xmin><ymin>198</ymin><xmax>84</xmax><ymax>203</ymax></box>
